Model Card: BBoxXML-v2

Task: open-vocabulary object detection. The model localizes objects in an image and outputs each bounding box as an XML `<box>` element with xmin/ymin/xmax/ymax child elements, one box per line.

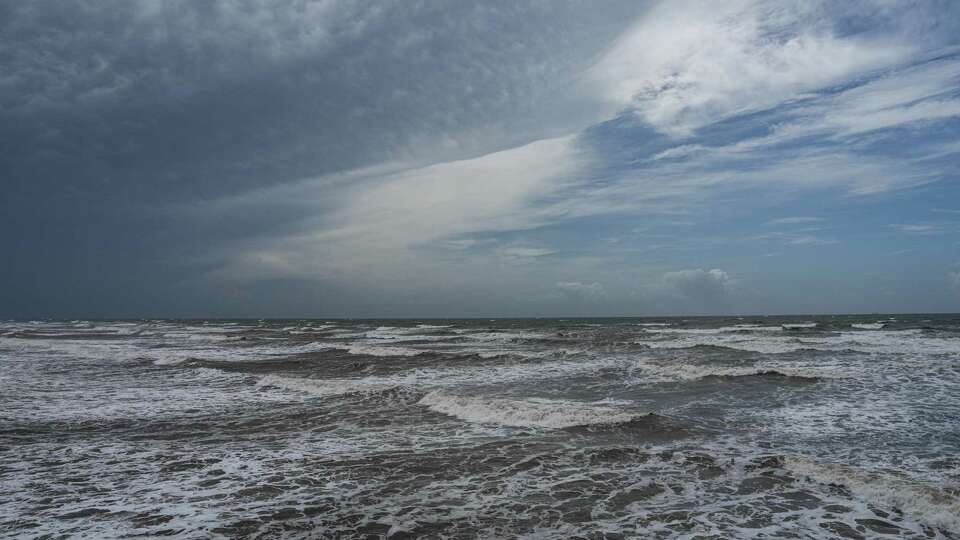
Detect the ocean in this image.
<box><xmin>1</xmin><ymin>315</ymin><xmax>958</xmax><ymax>538</ymax></box>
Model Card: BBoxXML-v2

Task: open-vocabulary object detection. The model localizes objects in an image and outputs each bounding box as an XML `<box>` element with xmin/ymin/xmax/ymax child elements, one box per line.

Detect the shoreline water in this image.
<box><xmin>2</xmin><ymin>315</ymin><xmax>958</xmax><ymax>538</ymax></box>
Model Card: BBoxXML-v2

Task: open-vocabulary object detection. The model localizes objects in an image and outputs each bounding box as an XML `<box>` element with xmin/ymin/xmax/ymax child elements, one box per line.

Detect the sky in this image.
<box><xmin>2</xmin><ymin>0</ymin><xmax>960</xmax><ymax>318</ymax></box>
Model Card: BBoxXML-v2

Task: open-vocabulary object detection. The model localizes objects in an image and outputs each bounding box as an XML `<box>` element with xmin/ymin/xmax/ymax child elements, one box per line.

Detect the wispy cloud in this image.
<box><xmin>892</xmin><ymin>224</ymin><xmax>939</xmax><ymax>233</ymax></box>
<box><xmin>590</xmin><ymin>0</ymin><xmax>912</xmax><ymax>136</ymax></box>
<box><xmin>768</xmin><ymin>217</ymin><xmax>826</xmax><ymax>225</ymax></box>
<box><xmin>205</xmin><ymin>136</ymin><xmax>584</xmax><ymax>283</ymax></box>
<box><xmin>555</xmin><ymin>281</ymin><xmax>607</xmax><ymax>301</ymax></box>
<box><xmin>785</xmin><ymin>235</ymin><xmax>838</xmax><ymax>246</ymax></box>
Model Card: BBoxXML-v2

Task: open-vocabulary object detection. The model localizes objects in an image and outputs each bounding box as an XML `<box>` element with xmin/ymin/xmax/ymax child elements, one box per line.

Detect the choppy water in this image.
<box><xmin>1</xmin><ymin>315</ymin><xmax>959</xmax><ymax>539</ymax></box>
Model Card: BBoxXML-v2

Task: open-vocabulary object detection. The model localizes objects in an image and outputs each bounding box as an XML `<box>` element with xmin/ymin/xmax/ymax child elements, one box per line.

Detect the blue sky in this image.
<box><xmin>2</xmin><ymin>0</ymin><xmax>959</xmax><ymax>317</ymax></box>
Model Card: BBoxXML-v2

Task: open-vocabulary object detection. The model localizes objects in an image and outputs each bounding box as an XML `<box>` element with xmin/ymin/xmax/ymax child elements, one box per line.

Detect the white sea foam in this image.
<box><xmin>786</xmin><ymin>456</ymin><xmax>960</xmax><ymax>532</ymax></box>
<box><xmin>455</xmin><ymin>330</ymin><xmax>548</xmax><ymax>342</ymax></box>
<box><xmin>151</xmin><ymin>341</ymin><xmax>337</xmax><ymax>365</ymax></box>
<box><xmin>640</xmin><ymin>328</ymin><xmax>960</xmax><ymax>355</ymax></box>
<box><xmin>335</xmin><ymin>354</ymin><xmax>630</xmax><ymax>389</ymax></box>
<box><xmin>257</xmin><ymin>375</ymin><xmax>393</xmax><ymax>397</ymax></box>
<box><xmin>632</xmin><ymin>362</ymin><xmax>837</xmax><ymax>382</ymax></box>
<box><xmin>851</xmin><ymin>322</ymin><xmax>885</xmax><ymax>330</ymax></box>
<box><xmin>417</xmin><ymin>391</ymin><xmax>639</xmax><ymax>428</ymax></box>
<box><xmin>345</xmin><ymin>344</ymin><xmax>422</xmax><ymax>357</ymax></box>
<box><xmin>644</xmin><ymin>325</ymin><xmax>781</xmax><ymax>335</ymax></box>
<box><xmin>781</xmin><ymin>322</ymin><xmax>817</xmax><ymax>329</ymax></box>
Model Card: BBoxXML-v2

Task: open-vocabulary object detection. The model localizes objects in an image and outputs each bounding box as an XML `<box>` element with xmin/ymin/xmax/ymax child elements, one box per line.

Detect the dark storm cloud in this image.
<box><xmin>3</xmin><ymin>1</ymin><xmax>642</xmax><ymax>202</ymax></box>
<box><xmin>0</xmin><ymin>0</ymin><xmax>642</xmax><ymax>316</ymax></box>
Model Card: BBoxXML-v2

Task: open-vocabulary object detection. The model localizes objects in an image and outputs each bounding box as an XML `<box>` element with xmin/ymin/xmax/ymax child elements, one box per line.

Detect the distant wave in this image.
<box><xmin>417</xmin><ymin>391</ymin><xmax>641</xmax><ymax>429</ymax></box>
<box><xmin>636</xmin><ymin>363</ymin><xmax>833</xmax><ymax>382</ymax></box>
<box><xmin>851</xmin><ymin>322</ymin><xmax>885</xmax><ymax>330</ymax></box>
<box><xmin>701</xmin><ymin>369</ymin><xmax>824</xmax><ymax>382</ymax></box>
<box><xmin>258</xmin><ymin>374</ymin><xmax>395</xmax><ymax>398</ymax></box>
<box><xmin>152</xmin><ymin>341</ymin><xmax>336</xmax><ymax>365</ymax></box>
<box><xmin>639</xmin><ymin>329</ymin><xmax>960</xmax><ymax>355</ymax></box>
<box><xmin>781</xmin><ymin>322</ymin><xmax>818</xmax><ymax>330</ymax></box>
<box><xmin>344</xmin><ymin>344</ymin><xmax>423</xmax><ymax>357</ymax></box>
<box><xmin>644</xmin><ymin>325</ymin><xmax>782</xmax><ymax>335</ymax></box>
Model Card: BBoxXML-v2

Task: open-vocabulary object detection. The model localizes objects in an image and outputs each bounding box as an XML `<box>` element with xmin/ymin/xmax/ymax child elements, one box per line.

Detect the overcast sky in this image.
<box><xmin>3</xmin><ymin>0</ymin><xmax>960</xmax><ymax>318</ymax></box>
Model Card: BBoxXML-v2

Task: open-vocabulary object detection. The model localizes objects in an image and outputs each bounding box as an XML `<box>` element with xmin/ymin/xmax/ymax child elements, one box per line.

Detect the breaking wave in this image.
<box><xmin>417</xmin><ymin>391</ymin><xmax>642</xmax><ymax>429</ymax></box>
<box><xmin>257</xmin><ymin>374</ymin><xmax>396</xmax><ymax>398</ymax></box>
<box><xmin>633</xmin><ymin>362</ymin><xmax>839</xmax><ymax>382</ymax></box>
<box><xmin>851</xmin><ymin>322</ymin><xmax>885</xmax><ymax>330</ymax></box>
<box><xmin>786</xmin><ymin>456</ymin><xmax>960</xmax><ymax>533</ymax></box>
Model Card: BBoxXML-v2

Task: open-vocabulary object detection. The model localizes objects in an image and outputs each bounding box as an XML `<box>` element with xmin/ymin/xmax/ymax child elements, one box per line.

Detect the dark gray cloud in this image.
<box><xmin>2</xmin><ymin>1</ymin><xmax>640</xmax><ymax>201</ymax></box>
<box><xmin>1</xmin><ymin>0</ymin><xmax>643</xmax><ymax>317</ymax></box>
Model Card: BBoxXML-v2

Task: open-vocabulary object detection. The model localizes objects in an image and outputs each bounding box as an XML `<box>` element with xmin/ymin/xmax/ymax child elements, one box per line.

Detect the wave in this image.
<box><xmin>641</xmin><ymin>338</ymin><xmax>809</xmax><ymax>354</ymax></box>
<box><xmin>344</xmin><ymin>344</ymin><xmax>423</xmax><ymax>357</ymax></box>
<box><xmin>562</xmin><ymin>412</ymin><xmax>693</xmax><ymax>439</ymax></box>
<box><xmin>644</xmin><ymin>325</ymin><xmax>782</xmax><ymax>335</ymax></box>
<box><xmin>781</xmin><ymin>322</ymin><xmax>817</xmax><ymax>330</ymax></box>
<box><xmin>257</xmin><ymin>374</ymin><xmax>390</xmax><ymax>397</ymax></box>
<box><xmin>152</xmin><ymin>341</ymin><xmax>337</xmax><ymax>366</ymax></box>
<box><xmin>851</xmin><ymin>322</ymin><xmax>885</xmax><ymax>330</ymax></box>
<box><xmin>417</xmin><ymin>391</ymin><xmax>641</xmax><ymax>429</ymax></box>
<box><xmin>701</xmin><ymin>369</ymin><xmax>824</xmax><ymax>382</ymax></box>
<box><xmin>785</xmin><ymin>456</ymin><xmax>960</xmax><ymax>533</ymax></box>
<box><xmin>639</xmin><ymin>329</ymin><xmax>960</xmax><ymax>355</ymax></box>
<box><xmin>634</xmin><ymin>363</ymin><xmax>833</xmax><ymax>382</ymax></box>
<box><xmin>258</xmin><ymin>375</ymin><xmax>428</xmax><ymax>407</ymax></box>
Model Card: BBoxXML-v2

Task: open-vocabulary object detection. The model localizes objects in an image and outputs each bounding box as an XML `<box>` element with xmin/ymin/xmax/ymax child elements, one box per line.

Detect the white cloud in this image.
<box><xmin>768</xmin><ymin>216</ymin><xmax>825</xmax><ymax>225</ymax></box>
<box><xmin>785</xmin><ymin>235</ymin><xmax>838</xmax><ymax>246</ymax></box>
<box><xmin>642</xmin><ymin>54</ymin><xmax>960</xmax><ymax>163</ymax></box>
<box><xmin>555</xmin><ymin>281</ymin><xmax>607</xmax><ymax>301</ymax></box>
<box><xmin>496</xmin><ymin>246</ymin><xmax>556</xmax><ymax>260</ymax></box>
<box><xmin>207</xmin><ymin>135</ymin><xmax>584</xmax><ymax>282</ymax></box>
<box><xmin>892</xmin><ymin>224</ymin><xmax>939</xmax><ymax>233</ymax></box>
<box><xmin>661</xmin><ymin>268</ymin><xmax>733</xmax><ymax>302</ymax></box>
<box><xmin>590</xmin><ymin>0</ymin><xmax>910</xmax><ymax>136</ymax></box>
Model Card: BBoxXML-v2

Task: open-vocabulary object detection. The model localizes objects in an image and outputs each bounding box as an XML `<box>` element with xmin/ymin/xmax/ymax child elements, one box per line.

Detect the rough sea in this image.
<box><xmin>1</xmin><ymin>316</ymin><xmax>959</xmax><ymax>539</ymax></box>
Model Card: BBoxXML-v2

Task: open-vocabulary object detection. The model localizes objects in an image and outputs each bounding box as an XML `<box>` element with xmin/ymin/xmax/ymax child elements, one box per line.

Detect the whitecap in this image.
<box><xmin>786</xmin><ymin>456</ymin><xmax>960</xmax><ymax>533</ymax></box>
<box><xmin>417</xmin><ymin>391</ymin><xmax>640</xmax><ymax>428</ymax></box>
<box><xmin>257</xmin><ymin>375</ymin><xmax>393</xmax><ymax>397</ymax></box>
<box><xmin>345</xmin><ymin>344</ymin><xmax>422</xmax><ymax>357</ymax></box>
<box><xmin>781</xmin><ymin>322</ymin><xmax>818</xmax><ymax>330</ymax></box>
<box><xmin>851</xmin><ymin>322</ymin><xmax>885</xmax><ymax>330</ymax></box>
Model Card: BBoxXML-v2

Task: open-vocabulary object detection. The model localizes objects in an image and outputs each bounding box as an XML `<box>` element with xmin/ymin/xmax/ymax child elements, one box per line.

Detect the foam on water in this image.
<box><xmin>640</xmin><ymin>328</ymin><xmax>960</xmax><ymax>355</ymax></box>
<box><xmin>631</xmin><ymin>362</ymin><xmax>839</xmax><ymax>382</ymax></box>
<box><xmin>3</xmin><ymin>316</ymin><xmax>959</xmax><ymax>538</ymax></box>
<box><xmin>851</xmin><ymin>322</ymin><xmax>886</xmax><ymax>330</ymax></box>
<box><xmin>344</xmin><ymin>344</ymin><xmax>423</xmax><ymax>357</ymax></box>
<box><xmin>782</xmin><ymin>322</ymin><xmax>818</xmax><ymax>329</ymax></box>
<box><xmin>257</xmin><ymin>374</ymin><xmax>397</xmax><ymax>398</ymax></box>
<box><xmin>786</xmin><ymin>456</ymin><xmax>960</xmax><ymax>532</ymax></box>
<box><xmin>417</xmin><ymin>391</ymin><xmax>640</xmax><ymax>428</ymax></box>
<box><xmin>645</xmin><ymin>325</ymin><xmax>782</xmax><ymax>334</ymax></box>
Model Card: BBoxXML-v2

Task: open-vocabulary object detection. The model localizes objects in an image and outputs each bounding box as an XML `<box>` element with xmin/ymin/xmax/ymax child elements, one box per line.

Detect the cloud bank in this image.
<box><xmin>2</xmin><ymin>0</ymin><xmax>959</xmax><ymax>317</ymax></box>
